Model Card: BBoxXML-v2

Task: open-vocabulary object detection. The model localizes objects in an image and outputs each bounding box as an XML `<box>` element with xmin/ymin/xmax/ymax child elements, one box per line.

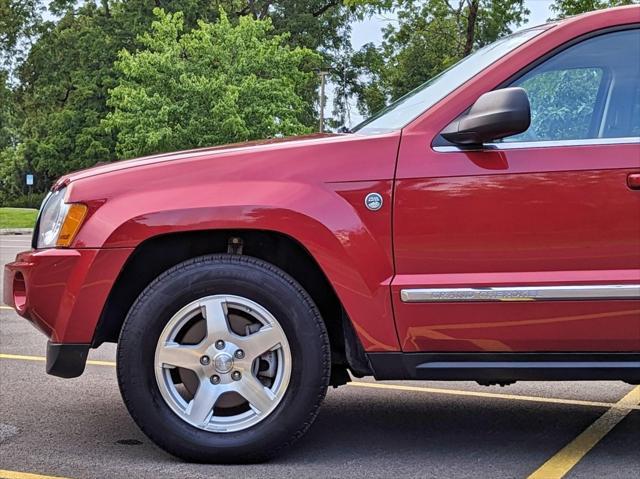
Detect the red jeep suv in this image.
<box><xmin>4</xmin><ymin>6</ymin><xmax>640</xmax><ymax>463</ymax></box>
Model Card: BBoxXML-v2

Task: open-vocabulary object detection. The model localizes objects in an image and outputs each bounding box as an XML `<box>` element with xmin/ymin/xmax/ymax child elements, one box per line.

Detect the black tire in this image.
<box><xmin>116</xmin><ymin>254</ymin><xmax>331</xmax><ymax>463</ymax></box>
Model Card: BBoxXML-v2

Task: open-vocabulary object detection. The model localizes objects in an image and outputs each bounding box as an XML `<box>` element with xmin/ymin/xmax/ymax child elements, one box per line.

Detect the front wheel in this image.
<box><xmin>116</xmin><ymin>254</ymin><xmax>330</xmax><ymax>463</ymax></box>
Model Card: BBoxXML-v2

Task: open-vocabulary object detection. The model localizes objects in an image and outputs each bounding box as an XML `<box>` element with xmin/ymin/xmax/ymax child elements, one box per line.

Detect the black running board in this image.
<box><xmin>366</xmin><ymin>352</ymin><xmax>640</xmax><ymax>383</ymax></box>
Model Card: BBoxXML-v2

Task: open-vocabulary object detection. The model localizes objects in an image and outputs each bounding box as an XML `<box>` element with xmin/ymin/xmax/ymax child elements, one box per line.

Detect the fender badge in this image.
<box><xmin>365</xmin><ymin>192</ymin><xmax>383</xmax><ymax>211</ymax></box>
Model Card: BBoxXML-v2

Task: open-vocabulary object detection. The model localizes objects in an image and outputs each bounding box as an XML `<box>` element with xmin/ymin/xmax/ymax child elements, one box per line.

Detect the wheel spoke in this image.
<box><xmin>185</xmin><ymin>382</ymin><xmax>222</xmax><ymax>427</ymax></box>
<box><xmin>157</xmin><ymin>342</ymin><xmax>201</xmax><ymax>370</ymax></box>
<box><xmin>236</xmin><ymin>376</ymin><xmax>276</xmax><ymax>414</ymax></box>
<box><xmin>155</xmin><ymin>294</ymin><xmax>292</xmax><ymax>432</ymax></box>
<box><xmin>239</xmin><ymin>325</ymin><xmax>282</xmax><ymax>359</ymax></box>
<box><xmin>201</xmin><ymin>297</ymin><xmax>231</xmax><ymax>342</ymax></box>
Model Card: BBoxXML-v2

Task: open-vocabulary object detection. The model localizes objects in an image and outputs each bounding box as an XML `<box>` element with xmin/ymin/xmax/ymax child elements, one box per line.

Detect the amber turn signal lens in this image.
<box><xmin>56</xmin><ymin>203</ymin><xmax>88</xmax><ymax>247</ymax></box>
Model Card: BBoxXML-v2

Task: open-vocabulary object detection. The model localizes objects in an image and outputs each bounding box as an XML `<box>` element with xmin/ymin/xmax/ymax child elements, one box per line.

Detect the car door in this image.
<box><xmin>391</xmin><ymin>27</ymin><xmax>640</xmax><ymax>353</ymax></box>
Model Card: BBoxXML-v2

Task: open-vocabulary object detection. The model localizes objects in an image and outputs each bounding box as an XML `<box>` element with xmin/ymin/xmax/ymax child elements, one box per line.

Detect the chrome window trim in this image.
<box><xmin>400</xmin><ymin>284</ymin><xmax>640</xmax><ymax>303</ymax></box>
<box><xmin>433</xmin><ymin>136</ymin><xmax>640</xmax><ymax>153</ymax></box>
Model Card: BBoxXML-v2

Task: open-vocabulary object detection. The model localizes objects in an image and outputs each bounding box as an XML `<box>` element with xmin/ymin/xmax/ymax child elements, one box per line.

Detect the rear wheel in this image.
<box><xmin>117</xmin><ymin>254</ymin><xmax>330</xmax><ymax>463</ymax></box>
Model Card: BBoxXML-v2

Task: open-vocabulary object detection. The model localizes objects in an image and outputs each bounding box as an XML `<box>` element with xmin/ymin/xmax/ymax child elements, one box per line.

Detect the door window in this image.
<box><xmin>503</xmin><ymin>29</ymin><xmax>640</xmax><ymax>143</ymax></box>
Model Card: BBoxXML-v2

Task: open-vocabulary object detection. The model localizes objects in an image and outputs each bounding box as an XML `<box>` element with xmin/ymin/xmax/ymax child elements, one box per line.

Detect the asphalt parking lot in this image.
<box><xmin>1</xmin><ymin>234</ymin><xmax>639</xmax><ymax>479</ymax></box>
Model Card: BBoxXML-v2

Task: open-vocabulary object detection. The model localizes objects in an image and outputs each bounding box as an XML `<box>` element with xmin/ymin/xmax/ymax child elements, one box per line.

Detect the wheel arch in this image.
<box><xmin>93</xmin><ymin>228</ymin><xmax>372</xmax><ymax>382</ymax></box>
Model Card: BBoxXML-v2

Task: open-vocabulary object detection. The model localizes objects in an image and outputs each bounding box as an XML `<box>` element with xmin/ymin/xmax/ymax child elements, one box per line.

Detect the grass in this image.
<box><xmin>0</xmin><ymin>207</ymin><xmax>38</xmax><ymax>229</ymax></box>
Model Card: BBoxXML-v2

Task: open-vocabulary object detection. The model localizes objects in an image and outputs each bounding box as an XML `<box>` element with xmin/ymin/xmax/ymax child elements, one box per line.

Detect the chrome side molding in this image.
<box><xmin>400</xmin><ymin>284</ymin><xmax>640</xmax><ymax>303</ymax></box>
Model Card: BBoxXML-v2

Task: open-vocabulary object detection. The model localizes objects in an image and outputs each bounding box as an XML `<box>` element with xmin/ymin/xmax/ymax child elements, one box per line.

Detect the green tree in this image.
<box><xmin>2</xmin><ymin>0</ymin><xmax>358</xmax><ymax>199</ymax></box>
<box><xmin>550</xmin><ymin>0</ymin><xmax>638</xmax><ymax>19</ymax></box>
<box><xmin>1</xmin><ymin>65</ymin><xmax>26</xmax><ymax>204</ymax></box>
<box><xmin>0</xmin><ymin>70</ymin><xmax>16</xmax><ymax>149</ymax></box>
<box><xmin>104</xmin><ymin>9</ymin><xmax>321</xmax><ymax>158</ymax></box>
<box><xmin>16</xmin><ymin>2</ymin><xmax>118</xmax><ymax>184</ymax></box>
<box><xmin>0</xmin><ymin>0</ymin><xmax>44</xmax><ymax>67</ymax></box>
<box><xmin>345</xmin><ymin>0</ymin><xmax>529</xmax><ymax>117</ymax></box>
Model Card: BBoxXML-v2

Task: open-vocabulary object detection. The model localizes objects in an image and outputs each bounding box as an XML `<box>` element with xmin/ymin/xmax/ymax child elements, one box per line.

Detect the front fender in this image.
<box><xmin>72</xmin><ymin>180</ymin><xmax>399</xmax><ymax>351</ymax></box>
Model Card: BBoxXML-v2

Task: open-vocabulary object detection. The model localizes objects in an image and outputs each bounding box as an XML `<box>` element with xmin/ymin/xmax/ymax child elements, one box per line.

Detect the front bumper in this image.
<box><xmin>3</xmin><ymin>247</ymin><xmax>132</xmax><ymax>376</ymax></box>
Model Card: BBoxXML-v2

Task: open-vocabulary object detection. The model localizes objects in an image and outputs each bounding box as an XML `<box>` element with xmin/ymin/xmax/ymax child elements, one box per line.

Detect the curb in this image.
<box><xmin>0</xmin><ymin>228</ymin><xmax>33</xmax><ymax>235</ymax></box>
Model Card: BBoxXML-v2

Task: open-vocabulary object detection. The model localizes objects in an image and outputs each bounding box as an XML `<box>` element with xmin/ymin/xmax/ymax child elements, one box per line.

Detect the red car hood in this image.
<box><xmin>56</xmin><ymin>133</ymin><xmax>339</xmax><ymax>187</ymax></box>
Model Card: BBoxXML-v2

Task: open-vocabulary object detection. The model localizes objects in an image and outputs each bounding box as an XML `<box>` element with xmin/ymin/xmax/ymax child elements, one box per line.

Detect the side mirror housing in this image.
<box><xmin>440</xmin><ymin>87</ymin><xmax>531</xmax><ymax>146</ymax></box>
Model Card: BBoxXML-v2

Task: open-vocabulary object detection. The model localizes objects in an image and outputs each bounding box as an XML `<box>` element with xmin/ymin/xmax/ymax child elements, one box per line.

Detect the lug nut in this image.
<box><xmin>200</xmin><ymin>355</ymin><xmax>210</xmax><ymax>366</ymax></box>
<box><xmin>210</xmin><ymin>375</ymin><xmax>220</xmax><ymax>385</ymax></box>
<box><xmin>231</xmin><ymin>371</ymin><xmax>242</xmax><ymax>381</ymax></box>
<box><xmin>215</xmin><ymin>340</ymin><xmax>225</xmax><ymax>350</ymax></box>
<box><xmin>234</xmin><ymin>349</ymin><xmax>245</xmax><ymax>359</ymax></box>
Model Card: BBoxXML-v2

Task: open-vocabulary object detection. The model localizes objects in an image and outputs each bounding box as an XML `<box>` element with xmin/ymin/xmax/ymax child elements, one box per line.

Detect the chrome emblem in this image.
<box><xmin>213</xmin><ymin>353</ymin><xmax>234</xmax><ymax>374</ymax></box>
<box><xmin>365</xmin><ymin>193</ymin><xmax>383</xmax><ymax>211</ymax></box>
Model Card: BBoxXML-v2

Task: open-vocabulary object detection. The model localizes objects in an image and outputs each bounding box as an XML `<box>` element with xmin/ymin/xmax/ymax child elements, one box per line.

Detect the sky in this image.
<box><xmin>341</xmin><ymin>0</ymin><xmax>556</xmax><ymax>126</ymax></box>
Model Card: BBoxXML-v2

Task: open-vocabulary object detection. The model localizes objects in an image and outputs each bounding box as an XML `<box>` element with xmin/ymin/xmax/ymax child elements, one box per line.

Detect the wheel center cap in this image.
<box><xmin>213</xmin><ymin>353</ymin><xmax>234</xmax><ymax>374</ymax></box>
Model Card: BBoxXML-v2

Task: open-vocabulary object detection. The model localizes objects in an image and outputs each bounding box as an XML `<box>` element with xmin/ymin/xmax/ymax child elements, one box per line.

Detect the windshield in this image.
<box><xmin>352</xmin><ymin>26</ymin><xmax>548</xmax><ymax>134</ymax></box>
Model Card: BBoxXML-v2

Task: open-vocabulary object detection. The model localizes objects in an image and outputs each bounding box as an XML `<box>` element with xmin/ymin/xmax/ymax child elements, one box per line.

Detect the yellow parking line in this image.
<box><xmin>0</xmin><ymin>470</ymin><xmax>73</xmax><ymax>479</ymax></box>
<box><xmin>1</xmin><ymin>352</ymin><xmax>638</xmax><ymax>413</ymax></box>
<box><xmin>0</xmin><ymin>306</ymin><xmax>13</xmax><ymax>310</ymax></box>
<box><xmin>0</xmin><ymin>353</ymin><xmax>115</xmax><ymax>367</ymax></box>
<box><xmin>527</xmin><ymin>385</ymin><xmax>640</xmax><ymax>479</ymax></box>
<box><xmin>349</xmin><ymin>381</ymin><xmax>640</xmax><ymax>411</ymax></box>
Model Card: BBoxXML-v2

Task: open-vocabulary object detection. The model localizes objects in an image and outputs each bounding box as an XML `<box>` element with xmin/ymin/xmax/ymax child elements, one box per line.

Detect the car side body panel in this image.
<box><xmin>392</xmin><ymin>8</ymin><xmax>640</xmax><ymax>352</ymax></box>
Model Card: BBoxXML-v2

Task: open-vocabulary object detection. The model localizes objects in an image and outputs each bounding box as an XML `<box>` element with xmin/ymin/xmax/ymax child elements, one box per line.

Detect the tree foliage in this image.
<box><xmin>347</xmin><ymin>0</ymin><xmax>529</xmax><ymax>117</ymax></box>
<box><xmin>105</xmin><ymin>9</ymin><xmax>321</xmax><ymax>158</ymax></box>
<box><xmin>0</xmin><ymin>0</ymin><xmax>44</xmax><ymax>67</ymax></box>
<box><xmin>0</xmin><ymin>70</ymin><xmax>16</xmax><ymax>149</ymax></box>
<box><xmin>16</xmin><ymin>2</ymin><xmax>119</xmax><ymax>186</ymax></box>
<box><xmin>550</xmin><ymin>0</ymin><xmax>637</xmax><ymax>19</ymax></box>
<box><xmin>1</xmin><ymin>0</ymin><xmax>352</xmax><ymax>202</ymax></box>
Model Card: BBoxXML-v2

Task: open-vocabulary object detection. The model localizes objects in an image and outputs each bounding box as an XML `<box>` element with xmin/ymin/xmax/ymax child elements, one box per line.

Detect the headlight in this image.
<box><xmin>36</xmin><ymin>188</ymin><xmax>88</xmax><ymax>249</ymax></box>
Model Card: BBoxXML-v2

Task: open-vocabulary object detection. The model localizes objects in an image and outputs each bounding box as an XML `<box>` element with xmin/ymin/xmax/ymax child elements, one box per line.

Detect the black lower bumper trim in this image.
<box><xmin>46</xmin><ymin>342</ymin><xmax>90</xmax><ymax>378</ymax></box>
<box><xmin>367</xmin><ymin>352</ymin><xmax>640</xmax><ymax>382</ymax></box>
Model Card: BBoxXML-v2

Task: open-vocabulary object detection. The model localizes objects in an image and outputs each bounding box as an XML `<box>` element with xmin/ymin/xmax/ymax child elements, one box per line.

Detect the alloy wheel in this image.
<box><xmin>154</xmin><ymin>295</ymin><xmax>292</xmax><ymax>432</ymax></box>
